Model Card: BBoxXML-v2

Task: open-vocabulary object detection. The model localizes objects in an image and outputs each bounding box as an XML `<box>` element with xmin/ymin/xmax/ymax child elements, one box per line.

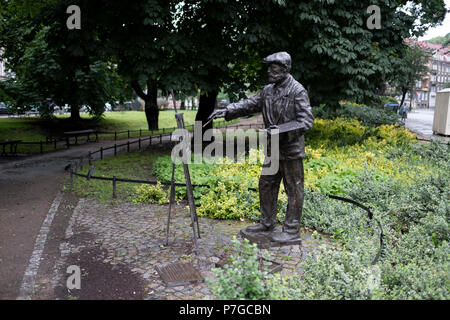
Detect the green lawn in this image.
<box><xmin>0</xmin><ymin>110</ymin><xmax>198</xmax><ymax>142</ymax></box>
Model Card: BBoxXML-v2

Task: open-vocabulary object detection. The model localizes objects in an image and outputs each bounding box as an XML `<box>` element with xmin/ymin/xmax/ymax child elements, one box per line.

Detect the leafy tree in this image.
<box><xmin>0</xmin><ymin>0</ymin><xmax>131</xmax><ymax>120</ymax></box>
<box><xmin>95</xmin><ymin>0</ymin><xmax>186</xmax><ymax>130</ymax></box>
<box><xmin>427</xmin><ymin>32</ymin><xmax>450</xmax><ymax>46</ymax></box>
<box><xmin>232</xmin><ymin>0</ymin><xmax>446</xmax><ymax>110</ymax></box>
<box><xmin>392</xmin><ymin>43</ymin><xmax>432</xmax><ymax>108</ymax></box>
<box><xmin>2</xmin><ymin>0</ymin><xmax>446</xmax><ymax>125</ymax></box>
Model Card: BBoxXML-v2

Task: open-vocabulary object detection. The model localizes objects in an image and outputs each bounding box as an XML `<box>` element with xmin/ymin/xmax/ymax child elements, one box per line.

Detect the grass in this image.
<box><xmin>0</xmin><ymin>110</ymin><xmax>198</xmax><ymax>142</ymax></box>
<box><xmin>0</xmin><ymin>110</ymin><xmax>240</xmax><ymax>154</ymax></box>
<box><xmin>69</xmin><ymin>148</ymin><xmax>171</xmax><ymax>203</ymax></box>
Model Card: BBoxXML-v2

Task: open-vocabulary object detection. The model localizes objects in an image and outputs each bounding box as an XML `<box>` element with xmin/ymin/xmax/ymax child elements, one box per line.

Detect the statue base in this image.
<box><xmin>240</xmin><ymin>226</ymin><xmax>302</xmax><ymax>249</ymax></box>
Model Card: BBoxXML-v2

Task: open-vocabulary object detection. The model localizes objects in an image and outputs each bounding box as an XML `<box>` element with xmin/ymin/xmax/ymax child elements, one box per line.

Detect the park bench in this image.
<box><xmin>64</xmin><ymin>129</ymin><xmax>98</xmax><ymax>147</ymax></box>
<box><xmin>0</xmin><ymin>140</ymin><xmax>21</xmax><ymax>156</ymax></box>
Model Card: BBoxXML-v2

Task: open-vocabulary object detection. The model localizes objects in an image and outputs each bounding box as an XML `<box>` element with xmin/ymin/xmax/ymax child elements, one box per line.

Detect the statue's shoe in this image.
<box><xmin>271</xmin><ymin>231</ymin><xmax>301</xmax><ymax>243</ymax></box>
<box><xmin>245</xmin><ymin>223</ymin><xmax>275</xmax><ymax>233</ymax></box>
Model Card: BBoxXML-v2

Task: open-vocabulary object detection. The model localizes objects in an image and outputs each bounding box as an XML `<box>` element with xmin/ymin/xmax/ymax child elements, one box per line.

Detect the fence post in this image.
<box><xmin>112</xmin><ymin>176</ymin><xmax>117</xmax><ymax>199</ymax></box>
<box><xmin>115</xmin><ymin>131</ymin><xmax>117</xmax><ymax>141</ymax></box>
<box><xmin>160</xmin><ymin>134</ymin><xmax>162</xmax><ymax>144</ymax></box>
<box><xmin>70</xmin><ymin>168</ymin><xmax>74</xmax><ymax>190</ymax></box>
<box><xmin>114</xmin><ymin>143</ymin><xmax>117</xmax><ymax>156</ymax></box>
<box><xmin>40</xmin><ymin>141</ymin><xmax>43</xmax><ymax>154</ymax></box>
<box><xmin>138</xmin><ymin>137</ymin><xmax>141</xmax><ymax>150</ymax></box>
<box><xmin>100</xmin><ymin>147</ymin><xmax>103</xmax><ymax>160</ymax></box>
<box><xmin>88</xmin><ymin>151</ymin><xmax>92</xmax><ymax>165</ymax></box>
<box><xmin>127</xmin><ymin>141</ymin><xmax>130</xmax><ymax>152</ymax></box>
<box><xmin>139</xmin><ymin>129</ymin><xmax>142</xmax><ymax>137</ymax></box>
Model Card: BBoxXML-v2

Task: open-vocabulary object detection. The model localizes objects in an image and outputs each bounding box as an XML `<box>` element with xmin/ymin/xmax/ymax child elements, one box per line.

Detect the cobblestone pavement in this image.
<box><xmin>54</xmin><ymin>197</ymin><xmax>324</xmax><ymax>300</ymax></box>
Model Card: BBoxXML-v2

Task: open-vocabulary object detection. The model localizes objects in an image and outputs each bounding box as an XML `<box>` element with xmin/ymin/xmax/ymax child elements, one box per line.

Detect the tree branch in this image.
<box><xmin>130</xmin><ymin>80</ymin><xmax>147</xmax><ymax>100</ymax></box>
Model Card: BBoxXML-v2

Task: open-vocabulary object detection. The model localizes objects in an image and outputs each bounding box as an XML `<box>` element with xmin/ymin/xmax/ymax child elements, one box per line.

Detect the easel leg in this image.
<box><xmin>165</xmin><ymin>162</ymin><xmax>176</xmax><ymax>246</ymax></box>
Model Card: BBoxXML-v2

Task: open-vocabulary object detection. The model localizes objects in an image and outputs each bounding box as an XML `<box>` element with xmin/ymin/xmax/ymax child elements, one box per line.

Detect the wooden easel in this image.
<box><xmin>165</xmin><ymin>90</ymin><xmax>201</xmax><ymax>248</ymax></box>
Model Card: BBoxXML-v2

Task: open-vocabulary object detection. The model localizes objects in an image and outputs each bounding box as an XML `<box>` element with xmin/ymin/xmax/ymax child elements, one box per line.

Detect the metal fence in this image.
<box><xmin>2</xmin><ymin>119</ymin><xmax>266</xmax><ymax>156</ymax></box>
<box><xmin>68</xmin><ymin>120</ymin><xmax>383</xmax><ymax>264</ymax></box>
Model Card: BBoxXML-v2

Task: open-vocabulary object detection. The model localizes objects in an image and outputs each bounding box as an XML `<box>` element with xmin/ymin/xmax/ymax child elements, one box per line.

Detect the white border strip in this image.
<box><xmin>16</xmin><ymin>192</ymin><xmax>64</xmax><ymax>300</ymax></box>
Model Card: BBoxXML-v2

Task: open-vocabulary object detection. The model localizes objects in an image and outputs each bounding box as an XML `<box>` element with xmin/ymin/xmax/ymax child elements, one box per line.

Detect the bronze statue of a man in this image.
<box><xmin>208</xmin><ymin>52</ymin><xmax>314</xmax><ymax>244</ymax></box>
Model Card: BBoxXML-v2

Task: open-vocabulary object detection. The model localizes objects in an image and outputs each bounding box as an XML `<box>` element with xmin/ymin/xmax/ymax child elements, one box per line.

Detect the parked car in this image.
<box><xmin>383</xmin><ymin>103</ymin><xmax>399</xmax><ymax>113</ymax></box>
<box><xmin>219</xmin><ymin>99</ymin><xmax>229</xmax><ymax>108</ymax></box>
<box><xmin>0</xmin><ymin>102</ymin><xmax>12</xmax><ymax>115</ymax></box>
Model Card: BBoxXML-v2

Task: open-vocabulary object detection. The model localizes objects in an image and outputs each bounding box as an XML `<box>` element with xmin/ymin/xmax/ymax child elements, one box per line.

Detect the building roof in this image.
<box><xmin>405</xmin><ymin>38</ymin><xmax>450</xmax><ymax>62</ymax></box>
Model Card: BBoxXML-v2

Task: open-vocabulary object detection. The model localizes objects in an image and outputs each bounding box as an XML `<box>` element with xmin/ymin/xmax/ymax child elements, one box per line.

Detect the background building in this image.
<box><xmin>405</xmin><ymin>41</ymin><xmax>450</xmax><ymax>108</ymax></box>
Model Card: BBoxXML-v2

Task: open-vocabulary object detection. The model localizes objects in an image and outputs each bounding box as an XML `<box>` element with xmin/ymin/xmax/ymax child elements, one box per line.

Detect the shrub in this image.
<box><xmin>132</xmin><ymin>182</ymin><xmax>168</xmax><ymax>204</ymax></box>
<box><xmin>207</xmin><ymin>237</ymin><xmax>277</xmax><ymax>300</ymax></box>
<box><xmin>312</xmin><ymin>103</ymin><xmax>399</xmax><ymax>126</ymax></box>
<box><xmin>153</xmin><ymin>117</ymin><xmax>449</xmax><ymax>300</ymax></box>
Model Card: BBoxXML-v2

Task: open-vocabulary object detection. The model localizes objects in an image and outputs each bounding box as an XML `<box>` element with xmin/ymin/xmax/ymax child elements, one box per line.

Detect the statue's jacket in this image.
<box><xmin>225</xmin><ymin>74</ymin><xmax>314</xmax><ymax>160</ymax></box>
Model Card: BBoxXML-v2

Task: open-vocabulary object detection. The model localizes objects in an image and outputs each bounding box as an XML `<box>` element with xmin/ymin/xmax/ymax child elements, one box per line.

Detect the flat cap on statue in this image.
<box><xmin>262</xmin><ymin>52</ymin><xmax>291</xmax><ymax>71</ymax></box>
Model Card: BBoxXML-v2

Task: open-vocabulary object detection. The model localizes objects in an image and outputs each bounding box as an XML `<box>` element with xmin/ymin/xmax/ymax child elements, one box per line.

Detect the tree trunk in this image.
<box><xmin>131</xmin><ymin>80</ymin><xmax>159</xmax><ymax>130</ymax></box>
<box><xmin>193</xmin><ymin>90</ymin><xmax>218</xmax><ymax>153</ymax></box>
<box><xmin>70</xmin><ymin>105</ymin><xmax>81</xmax><ymax>120</ymax></box>
<box><xmin>196</xmin><ymin>90</ymin><xmax>218</xmax><ymax>131</ymax></box>
<box><xmin>144</xmin><ymin>82</ymin><xmax>158</xmax><ymax>130</ymax></box>
<box><xmin>399</xmin><ymin>88</ymin><xmax>407</xmax><ymax>112</ymax></box>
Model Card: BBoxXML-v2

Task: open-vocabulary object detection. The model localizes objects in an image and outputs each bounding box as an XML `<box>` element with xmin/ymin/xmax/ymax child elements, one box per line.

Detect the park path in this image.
<box><xmin>0</xmin><ymin>136</ymin><xmax>159</xmax><ymax>299</ymax></box>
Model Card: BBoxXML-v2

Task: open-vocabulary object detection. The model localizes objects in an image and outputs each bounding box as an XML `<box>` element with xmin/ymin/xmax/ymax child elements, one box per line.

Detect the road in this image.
<box><xmin>405</xmin><ymin>108</ymin><xmax>450</xmax><ymax>143</ymax></box>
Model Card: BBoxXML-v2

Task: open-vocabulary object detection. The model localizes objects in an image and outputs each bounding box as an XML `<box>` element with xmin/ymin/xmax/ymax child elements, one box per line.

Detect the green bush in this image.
<box><xmin>208</xmin><ymin>237</ymin><xmax>280</xmax><ymax>300</ymax></box>
<box><xmin>378</xmin><ymin>95</ymin><xmax>399</xmax><ymax>107</ymax></box>
<box><xmin>132</xmin><ymin>182</ymin><xmax>168</xmax><ymax>204</ymax></box>
<box><xmin>312</xmin><ymin>103</ymin><xmax>399</xmax><ymax>126</ymax></box>
<box><xmin>152</xmin><ymin>118</ymin><xmax>449</xmax><ymax>300</ymax></box>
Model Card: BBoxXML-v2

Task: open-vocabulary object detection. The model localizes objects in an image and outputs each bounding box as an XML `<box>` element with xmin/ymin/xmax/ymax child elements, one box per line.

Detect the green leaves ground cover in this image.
<box><xmin>149</xmin><ymin>116</ymin><xmax>449</xmax><ymax>300</ymax></box>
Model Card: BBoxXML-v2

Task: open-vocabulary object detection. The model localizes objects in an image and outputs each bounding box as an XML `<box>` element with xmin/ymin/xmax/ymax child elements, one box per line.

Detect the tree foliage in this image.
<box><xmin>427</xmin><ymin>32</ymin><xmax>450</xmax><ymax>46</ymax></box>
<box><xmin>392</xmin><ymin>42</ymin><xmax>432</xmax><ymax>107</ymax></box>
<box><xmin>1</xmin><ymin>0</ymin><xmax>446</xmax><ymax>123</ymax></box>
<box><xmin>0</xmin><ymin>0</ymin><xmax>132</xmax><ymax>119</ymax></box>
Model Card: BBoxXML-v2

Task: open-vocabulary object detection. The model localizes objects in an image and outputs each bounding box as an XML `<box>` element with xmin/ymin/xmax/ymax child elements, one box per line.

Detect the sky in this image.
<box><xmin>419</xmin><ymin>0</ymin><xmax>450</xmax><ymax>41</ymax></box>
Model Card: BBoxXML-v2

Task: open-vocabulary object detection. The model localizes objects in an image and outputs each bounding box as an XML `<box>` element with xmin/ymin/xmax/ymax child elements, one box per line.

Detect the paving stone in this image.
<box><xmin>56</xmin><ymin>198</ymin><xmax>325</xmax><ymax>300</ymax></box>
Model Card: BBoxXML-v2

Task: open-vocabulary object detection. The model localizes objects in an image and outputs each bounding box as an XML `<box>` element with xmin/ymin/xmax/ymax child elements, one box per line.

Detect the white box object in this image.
<box><xmin>433</xmin><ymin>88</ymin><xmax>450</xmax><ymax>136</ymax></box>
